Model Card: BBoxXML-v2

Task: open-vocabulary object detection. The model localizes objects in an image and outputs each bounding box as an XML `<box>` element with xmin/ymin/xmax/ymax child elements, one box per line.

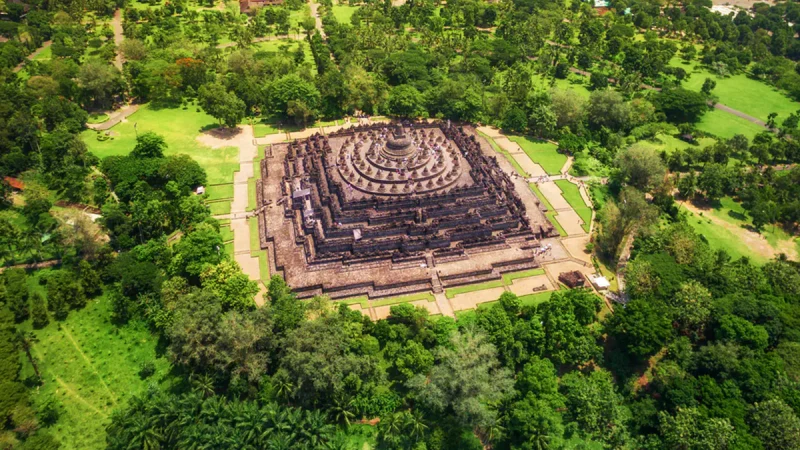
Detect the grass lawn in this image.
<box><xmin>680</xmin><ymin>196</ymin><xmax>799</xmax><ymax>264</ymax></box>
<box><xmin>634</xmin><ymin>133</ymin><xmax>716</xmax><ymax>156</ymax></box>
<box><xmin>554</xmin><ymin>180</ymin><xmax>592</xmax><ymax>232</ymax></box>
<box><xmin>330</xmin><ymin>4</ymin><xmax>358</xmax><ymax>23</ymax></box>
<box><xmin>696</xmin><ymin>108</ymin><xmax>766</xmax><ymax>140</ymax></box>
<box><xmin>507</xmin><ymin>136</ymin><xmax>565</xmax><ymax>175</ymax></box>
<box><xmin>248</xmin><ymin>216</ymin><xmax>270</xmax><ymax>283</ymax></box>
<box><xmin>502</xmin><ymin>268</ymin><xmax>545</xmax><ymax>285</ymax></box>
<box><xmin>445</xmin><ymin>279</ymin><xmax>504</xmax><ymax>299</ymax></box>
<box><xmin>253</xmin><ymin>117</ymin><xmax>284</xmax><ymax>138</ymax></box>
<box><xmin>252</xmin><ymin>39</ymin><xmax>312</xmax><ymax>64</ymax></box>
<box><xmin>672</xmin><ymin>57</ymin><xmax>799</xmax><ymax>124</ymax></box>
<box><xmin>224</xmin><ymin>241</ymin><xmax>234</xmax><ymax>258</ymax></box>
<box><xmin>22</xmin><ymin>272</ymin><xmax>171</xmax><ymax>450</ymax></box>
<box><xmin>518</xmin><ymin>290</ymin><xmax>555</xmax><ymax>307</ymax></box>
<box><xmin>33</xmin><ymin>45</ymin><xmax>52</xmax><ymax>61</ymax></box>
<box><xmin>208</xmin><ymin>200</ymin><xmax>232</xmax><ymax>215</ymax></box>
<box><xmin>478</xmin><ymin>131</ymin><xmax>528</xmax><ymax>177</ymax></box>
<box><xmin>205</xmin><ymin>183</ymin><xmax>233</xmax><ymax>201</ymax></box>
<box><xmin>81</xmin><ymin>104</ymin><xmax>240</xmax><ymax>185</ymax></box>
<box><xmin>553</xmin><ymin>76</ymin><xmax>592</xmax><ymax>98</ymax></box>
<box><xmin>87</xmin><ymin>113</ymin><xmax>109</xmax><ymax>124</ymax></box>
<box><xmin>220</xmin><ymin>224</ymin><xmax>234</xmax><ymax>242</ymax></box>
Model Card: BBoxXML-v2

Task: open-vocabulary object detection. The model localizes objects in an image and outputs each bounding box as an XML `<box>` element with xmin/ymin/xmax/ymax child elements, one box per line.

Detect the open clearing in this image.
<box><xmin>680</xmin><ymin>197</ymin><xmax>798</xmax><ymax>264</ymax></box>
<box><xmin>22</xmin><ymin>270</ymin><xmax>170</xmax><ymax>450</ymax></box>
<box><xmin>81</xmin><ymin>104</ymin><xmax>240</xmax><ymax>184</ymax></box>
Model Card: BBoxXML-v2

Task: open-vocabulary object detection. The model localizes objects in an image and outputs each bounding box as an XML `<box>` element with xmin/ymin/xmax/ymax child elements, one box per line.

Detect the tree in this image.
<box><xmin>605</xmin><ymin>298</ymin><xmax>673</xmax><ymax>359</ymax></box>
<box><xmin>655</xmin><ymin>88</ymin><xmax>709</xmax><ymax>124</ymax></box>
<box><xmin>170</xmin><ymin>222</ymin><xmax>225</xmax><ymax>280</ymax></box>
<box><xmin>280</xmin><ymin>314</ymin><xmax>382</xmax><ymax>408</ymax></box>
<box><xmin>560</xmin><ymin>369</ymin><xmax>630</xmax><ymax>445</ymax></box>
<box><xmin>697</xmin><ymin>163</ymin><xmax>731</xmax><ymax>201</ymax></box>
<box><xmin>407</xmin><ymin>327</ymin><xmax>514</xmax><ymax>429</ymax></box>
<box><xmin>550</xmin><ymin>88</ymin><xmax>587</xmax><ymax>131</ymax></box>
<box><xmin>614</xmin><ymin>144</ymin><xmax>667</xmax><ymax>192</ymax></box>
<box><xmin>264</xmin><ymin>74</ymin><xmax>321</xmax><ymax>124</ymax></box>
<box><xmin>131</xmin><ymin>132</ymin><xmax>167</xmax><ymax>159</ymax></box>
<box><xmin>701</xmin><ymin>78</ymin><xmax>717</xmax><ymax>95</ymax></box>
<box><xmin>670</xmin><ymin>281</ymin><xmax>712</xmax><ymax>340</ymax></box>
<box><xmin>3</xmin><ymin>268</ymin><xmax>29</xmax><ymax>322</ymax></box>
<box><xmin>30</xmin><ymin>292</ymin><xmax>49</xmax><ymax>329</ymax></box>
<box><xmin>589</xmin><ymin>71</ymin><xmax>608</xmax><ymax>90</ymax></box>
<box><xmin>502</xmin><ymin>106</ymin><xmax>528</xmax><ymax>133</ymax></box>
<box><xmin>200</xmin><ymin>260</ymin><xmax>259</xmax><ymax>311</ymax></box>
<box><xmin>387</xmin><ymin>84</ymin><xmax>426</xmax><ymax>118</ymax></box>
<box><xmin>659</xmin><ymin>407</ymin><xmax>735</xmax><ymax>450</ymax></box>
<box><xmin>198</xmin><ymin>83</ymin><xmax>246</xmax><ymax>128</ymax></box>
<box><xmin>167</xmin><ymin>290</ymin><xmax>273</xmax><ymax>383</ymax></box>
<box><xmin>46</xmin><ymin>270</ymin><xmax>86</xmax><ymax>319</ymax></box>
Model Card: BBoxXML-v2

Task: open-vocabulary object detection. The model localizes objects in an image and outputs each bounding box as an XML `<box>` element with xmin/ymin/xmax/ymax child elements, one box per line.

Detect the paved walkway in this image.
<box><xmin>85</xmin><ymin>103</ymin><xmax>140</xmax><ymax>131</ymax></box>
<box><xmin>202</xmin><ymin>125</ymin><xmax>266</xmax><ymax>305</ymax></box>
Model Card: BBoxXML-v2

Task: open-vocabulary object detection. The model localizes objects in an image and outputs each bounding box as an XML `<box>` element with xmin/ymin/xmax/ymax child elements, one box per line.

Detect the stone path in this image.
<box><xmin>202</xmin><ymin>125</ymin><xmax>266</xmax><ymax>305</ymax></box>
<box><xmin>13</xmin><ymin>40</ymin><xmax>52</xmax><ymax>73</ymax></box>
<box><xmin>85</xmin><ymin>103</ymin><xmax>140</xmax><ymax>131</ymax></box>
<box><xmin>309</xmin><ymin>0</ymin><xmax>326</xmax><ymax>39</ymax></box>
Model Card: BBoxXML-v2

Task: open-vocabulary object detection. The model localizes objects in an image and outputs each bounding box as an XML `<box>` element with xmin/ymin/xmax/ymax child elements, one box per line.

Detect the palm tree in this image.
<box><xmin>274</xmin><ymin>376</ymin><xmax>295</xmax><ymax>403</ymax></box>
<box><xmin>191</xmin><ymin>373</ymin><xmax>216</xmax><ymax>397</ymax></box>
<box><xmin>329</xmin><ymin>394</ymin><xmax>355</xmax><ymax>428</ymax></box>
<box><xmin>405</xmin><ymin>410</ymin><xmax>428</xmax><ymax>442</ymax></box>
<box><xmin>129</xmin><ymin>415</ymin><xmax>164</xmax><ymax>450</ymax></box>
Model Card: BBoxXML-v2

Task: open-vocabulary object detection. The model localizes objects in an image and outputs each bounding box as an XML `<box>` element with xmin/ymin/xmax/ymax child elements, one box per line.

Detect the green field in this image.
<box><xmin>507</xmin><ymin>136</ymin><xmax>565</xmax><ymax>175</ymax></box>
<box><xmin>681</xmin><ymin>197</ymin><xmax>799</xmax><ymax>264</ymax></box>
<box><xmin>695</xmin><ymin>108</ymin><xmax>766</xmax><ymax>140</ymax></box>
<box><xmin>554</xmin><ymin>180</ymin><xmax>592</xmax><ymax>232</ymax></box>
<box><xmin>33</xmin><ymin>45</ymin><xmax>52</xmax><ymax>61</ymax></box>
<box><xmin>81</xmin><ymin>104</ymin><xmax>240</xmax><ymax>185</ymax></box>
<box><xmin>330</xmin><ymin>4</ymin><xmax>358</xmax><ymax>23</ymax></box>
<box><xmin>672</xmin><ymin>57</ymin><xmax>799</xmax><ymax>124</ymax></box>
<box><xmin>205</xmin><ymin>183</ymin><xmax>233</xmax><ymax>200</ymax></box>
<box><xmin>21</xmin><ymin>271</ymin><xmax>171</xmax><ymax>450</ymax></box>
<box><xmin>252</xmin><ymin>38</ymin><xmax>312</xmax><ymax>64</ymax></box>
<box><xmin>633</xmin><ymin>132</ymin><xmax>715</xmax><ymax>156</ymax></box>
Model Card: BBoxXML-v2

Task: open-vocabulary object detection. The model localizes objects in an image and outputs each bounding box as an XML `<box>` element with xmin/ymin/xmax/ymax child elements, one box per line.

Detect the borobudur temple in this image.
<box><xmin>255</xmin><ymin>121</ymin><xmax>559</xmax><ymax>299</ymax></box>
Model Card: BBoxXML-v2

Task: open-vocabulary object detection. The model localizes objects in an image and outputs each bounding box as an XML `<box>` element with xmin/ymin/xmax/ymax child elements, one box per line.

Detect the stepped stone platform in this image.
<box><xmin>256</xmin><ymin>121</ymin><xmax>559</xmax><ymax>299</ymax></box>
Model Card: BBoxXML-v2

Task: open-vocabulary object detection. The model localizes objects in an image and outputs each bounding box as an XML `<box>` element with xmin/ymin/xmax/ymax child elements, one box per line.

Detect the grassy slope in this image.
<box><xmin>22</xmin><ymin>272</ymin><xmax>170</xmax><ymax>450</ymax></box>
<box><xmin>671</xmin><ymin>57</ymin><xmax>799</xmax><ymax>124</ymax></box>
<box><xmin>507</xmin><ymin>136</ymin><xmax>565</xmax><ymax>175</ymax></box>
<box><xmin>80</xmin><ymin>104</ymin><xmax>239</xmax><ymax>185</ymax></box>
<box><xmin>681</xmin><ymin>196</ymin><xmax>798</xmax><ymax>264</ymax></box>
<box><xmin>331</xmin><ymin>4</ymin><xmax>358</xmax><ymax>23</ymax></box>
<box><xmin>554</xmin><ymin>180</ymin><xmax>592</xmax><ymax>232</ymax></box>
<box><xmin>696</xmin><ymin>108</ymin><xmax>766</xmax><ymax>140</ymax></box>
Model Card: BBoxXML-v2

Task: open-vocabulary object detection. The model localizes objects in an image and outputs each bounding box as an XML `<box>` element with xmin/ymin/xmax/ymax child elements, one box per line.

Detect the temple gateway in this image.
<box><xmin>255</xmin><ymin>121</ymin><xmax>559</xmax><ymax>299</ymax></box>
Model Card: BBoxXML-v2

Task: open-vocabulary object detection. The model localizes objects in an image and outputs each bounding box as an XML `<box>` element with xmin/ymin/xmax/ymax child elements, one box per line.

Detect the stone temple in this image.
<box><xmin>255</xmin><ymin>121</ymin><xmax>559</xmax><ymax>299</ymax></box>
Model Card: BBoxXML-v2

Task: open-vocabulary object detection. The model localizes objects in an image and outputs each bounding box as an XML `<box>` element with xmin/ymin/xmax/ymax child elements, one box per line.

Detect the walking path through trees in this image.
<box><xmin>12</xmin><ymin>40</ymin><xmax>51</xmax><ymax>73</ymax></box>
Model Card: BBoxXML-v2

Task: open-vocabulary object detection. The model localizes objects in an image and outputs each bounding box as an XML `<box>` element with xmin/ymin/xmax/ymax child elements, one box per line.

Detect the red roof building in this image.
<box><xmin>3</xmin><ymin>177</ymin><xmax>24</xmax><ymax>190</ymax></box>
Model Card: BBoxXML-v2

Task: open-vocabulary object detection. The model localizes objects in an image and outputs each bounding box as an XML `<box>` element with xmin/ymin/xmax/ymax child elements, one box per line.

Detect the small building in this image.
<box><xmin>589</xmin><ymin>274</ymin><xmax>611</xmax><ymax>291</ymax></box>
<box><xmin>3</xmin><ymin>176</ymin><xmax>24</xmax><ymax>191</ymax></box>
<box><xmin>195</xmin><ymin>185</ymin><xmax>206</xmax><ymax>195</ymax></box>
<box><xmin>239</xmin><ymin>0</ymin><xmax>283</xmax><ymax>14</ymax></box>
<box><xmin>559</xmin><ymin>270</ymin><xmax>587</xmax><ymax>288</ymax></box>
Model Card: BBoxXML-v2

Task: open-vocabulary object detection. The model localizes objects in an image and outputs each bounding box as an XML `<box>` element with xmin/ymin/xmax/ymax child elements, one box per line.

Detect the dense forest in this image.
<box><xmin>3</xmin><ymin>0</ymin><xmax>800</xmax><ymax>448</ymax></box>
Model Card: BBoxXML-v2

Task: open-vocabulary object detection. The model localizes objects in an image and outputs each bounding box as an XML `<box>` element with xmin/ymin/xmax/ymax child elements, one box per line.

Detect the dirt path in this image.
<box><xmin>680</xmin><ymin>200</ymin><xmax>797</xmax><ymax>261</ymax></box>
<box><xmin>111</xmin><ymin>9</ymin><xmax>124</xmax><ymax>70</ymax></box>
<box><xmin>712</xmin><ymin>102</ymin><xmax>769</xmax><ymax>128</ymax></box>
<box><xmin>309</xmin><ymin>0</ymin><xmax>326</xmax><ymax>39</ymax></box>
<box><xmin>13</xmin><ymin>40</ymin><xmax>52</xmax><ymax>73</ymax></box>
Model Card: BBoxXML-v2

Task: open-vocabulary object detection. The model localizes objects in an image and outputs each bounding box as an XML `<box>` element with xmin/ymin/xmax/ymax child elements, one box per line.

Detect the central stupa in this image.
<box><xmin>382</xmin><ymin>125</ymin><xmax>415</xmax><ymax>159</ymax></box>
